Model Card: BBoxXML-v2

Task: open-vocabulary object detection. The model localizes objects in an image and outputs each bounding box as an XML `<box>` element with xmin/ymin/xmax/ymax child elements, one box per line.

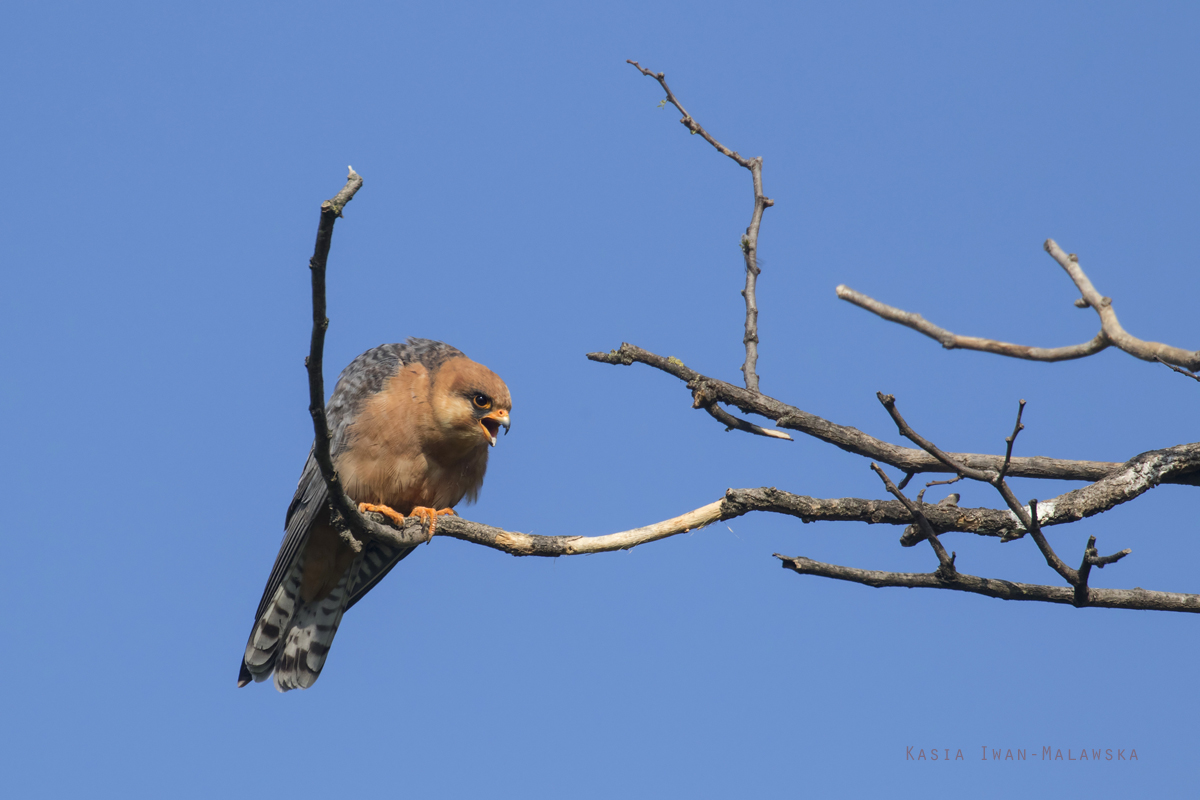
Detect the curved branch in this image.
<box><xmin>306</xmin><ymin>168</ymin><xmax>434</xmax><ymax>551</ymax></box>
<box><xmin>1044</xmin><ymin>239</ymin><xmax>1200</xmax><ymax>370</ymax></box>
<box><xmin>836</xmin><ymin>285</ymin><xmax>1111</xmax><ymax>362</ymax></box>
<box><xmin>701</xmin><ymin>402</ymin><xmax>793</xmax><ymax>440</ymax></box>
<box><xmin>692</xmin><ymin>383</ymin><xmax>791</xmax><ymax>440</ymax></box>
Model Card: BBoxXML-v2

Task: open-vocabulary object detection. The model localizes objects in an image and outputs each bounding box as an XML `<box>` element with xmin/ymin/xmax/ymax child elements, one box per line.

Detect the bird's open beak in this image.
<box><xmin>480</xmin><ymin>409</ymin><xmax>511</xmax><ymax>447</ymax></box>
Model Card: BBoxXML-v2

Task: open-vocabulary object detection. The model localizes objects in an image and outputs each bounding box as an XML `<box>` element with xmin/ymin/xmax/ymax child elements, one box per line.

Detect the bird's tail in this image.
<box><xmin>239</xmin><ymin>549</ymin><xmax>360</xmax><ymax>692</ymax></box>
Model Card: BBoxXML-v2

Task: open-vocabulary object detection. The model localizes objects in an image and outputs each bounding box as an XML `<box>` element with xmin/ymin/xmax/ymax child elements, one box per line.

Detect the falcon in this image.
<box><xmin>238</xmin><ymin>338</ymin><xmax>512</xmax><ymax>691</ymax></box>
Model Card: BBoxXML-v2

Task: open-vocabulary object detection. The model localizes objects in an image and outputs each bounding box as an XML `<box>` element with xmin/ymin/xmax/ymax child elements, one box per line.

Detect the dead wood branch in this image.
<box><xmin>627</xmin><ymin>59</ymin><xmax>773</xmax><ymax>393</ymax></box>
<box><xmin>585</xmin><ymin>342</ymin><xmax>1191</xmax><ymax>484</ymax></box>
<box><xmin>873</xmin><ymin>392</ymin><xmax>1168</xmax><ymax>606</ymax></box>
<box><xmin>1044</xmin><ymin>239</ymin><xmax>1200</xmax><ymax>371</ymax></box>
<box><xmin>776</xmin><ymin>555</ymin><xmax>1200</xmax><ymax>613</ymax></box>
<box><xmin>305</xmin><ymin>168</ymin><xmax>436</xmax><ymax>551</ymax></box>
<box><xmin>870</xmin><ymin>463</ymin><xmax>956</xmax><ymax>577</ymax></box>
<box><xmin>835</xmin><ymin>285</ymin><xmax>1110</xmax><ymax>362</ymax></box>
<box><xmin>835</xmin><ymin>241</ymin><xmax>1200</xmax><ymax>371</ymax></box>
<box><xmin>1156</xmin><ymin>356</ymin><xmax>1200</xmax><ymax>383</ymax></box>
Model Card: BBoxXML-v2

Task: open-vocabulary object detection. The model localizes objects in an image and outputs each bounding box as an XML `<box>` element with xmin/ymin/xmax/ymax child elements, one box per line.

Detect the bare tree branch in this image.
<box><xmin>877</xmin><ymin>392</ymin><xmax>1086</xmax><ymax>585</ymax></box>
<box><xmin>586</xmin><ymin>342</ymin><xmax>1174</xmax><ymax>483</ymax></box>
<box><xmin>346</xmin><ymin>441</ymin><xmax>1196</xmax><ymax>561</ymax></box>
<box><xmin>627</xmin><ymin>59</ymin><xmax>773</xmax><ymax>393</ymax></box>
<box><xmin>1073</xmin><ymin>535</ymin><xmax>1131</xmax><ymax>607</ymax></box>
<box><xmin>835</xmin><ymin>241</ymin><xmax>1200</xmax><ymax>371</ymax></box>
<box><xmin>305</xmin><ymin>168</ymin><xmax>432</xmax><ymax>551</ymax></box>
<box><xmin>295</xmin><ymin>63</ymin><xmax>1200</xmax><ymax>623</ymax></box>
<box><xmin>870</xmin><ymin>463</ymin><xmax>956</xmax><ymax>576</ymax></box>
<box><xmin>359</xmin><ymin>490</ymin><xmax>1019</xmax><ymax>557</ymax></box>
<box><xmin>1156</xmin><ymin>356</ymin><xmax>1200</xmax><ymax>383</ymax></box>
<box><xmin>835</xmin><ymin>285</ymin><xmax>1111</xmax><ymax>362</ymax></box>
<box><xmin>998</xmin><ymin>400</ymin><xmax>1026</xmax><ymax>481</ymax></box>
<box><xmin>870</xmin><ymin>392</ymin><xmax>1178</xmax><ymax>607</ymax></box>
<box><xmin>352</xmin><ymin>480</ymin><xmax>1200</xmax><ymax>614</ymax></box>
<box><xmin>700</xmin><ymin>402</ymin><xmax>794</xmax><ymax>440</ymax></box>
<box><xmin>692</xmin><ymin>382</ymin><xmax>791</xmax><ymax>440</ymax></box>
<box><xmin>434</xmin><ymin>502</ymin><xmax>725</xmax><ymax>555</ymax></box>
<box><xmin>895</xmin><ymin>443</ymin><xmax>1200</xmax><ymax>544</ymax></box>
<box><xmin>775</xmin><ymin>555</ymin><xmax>1200</xmax><ymax>613</ymax></box>
<box><xmin>724</xmin><ymin>487</ymin><xmax>1007</xmax><ymax>536</ymax></box>
<box><xmin>1044</xmin><ymin>239</ymin><xmax>1200</xmax><ymax>371</ymax></box>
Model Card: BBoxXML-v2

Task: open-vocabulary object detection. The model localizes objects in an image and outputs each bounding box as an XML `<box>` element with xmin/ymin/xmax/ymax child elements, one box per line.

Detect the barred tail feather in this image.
<box><xmin>273</xmin><ymin>555</ymin><xmax>359</xmax><ymax>692</ymax></box>
<box><xmin>240</xmin><ymin>551</ymin><xmax>307</xmax><ymax>686</ymax></box>
<box><xmin>238</xmin><ymin>534</ymin><xmax>406</xmax><ymax>690</ymax></box>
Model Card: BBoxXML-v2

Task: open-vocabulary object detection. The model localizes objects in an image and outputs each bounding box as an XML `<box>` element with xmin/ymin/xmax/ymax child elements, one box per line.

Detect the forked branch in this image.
<box><xmin>627</xmin><ymin>59</ymin><xmax>773</xmax><ymax>393</ymax></box>
<box><xmin>588</xmin><ymin>343</ymin><xmax>1175</xmax><ymax>483</ymax></box>
<box><xmin>836</xmin><ymin>240</ymin><xmax>1200</xmax><ymax>371</ymax></box>
<box><xmin>301</xmin><ymin>60</ymin><xmax>1200</xmax><ymax>619</ymax></box>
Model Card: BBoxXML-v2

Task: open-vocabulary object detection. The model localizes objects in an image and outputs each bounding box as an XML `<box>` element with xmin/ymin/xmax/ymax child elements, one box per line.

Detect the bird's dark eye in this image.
<box><xmin>473</xmin><ymin>394</ymin><xmax>491</xmax><ymax>409</ymax></box>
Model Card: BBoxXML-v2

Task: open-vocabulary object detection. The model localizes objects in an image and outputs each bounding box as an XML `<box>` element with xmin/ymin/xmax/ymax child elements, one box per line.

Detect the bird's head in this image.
<box><xmin>429</xmin><ymin>356</ymin><xmax>512</xmax><ymax>451</ymax></box>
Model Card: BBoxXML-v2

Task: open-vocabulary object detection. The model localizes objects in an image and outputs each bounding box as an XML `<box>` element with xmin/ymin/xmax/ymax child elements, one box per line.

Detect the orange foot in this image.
<box><xmin>408</xmin><ymin>506</ymin><xmax>456</xmax><ymax>543</ymax></box>
<box><xmin>358</xmin><ymin>502</ymin><xmax>407</xmax><ymax>527</ymax></box>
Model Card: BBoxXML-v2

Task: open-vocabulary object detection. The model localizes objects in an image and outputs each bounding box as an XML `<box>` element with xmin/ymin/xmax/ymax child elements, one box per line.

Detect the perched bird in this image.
<box><xmin>239</xmin><ymin>338</ymin><xmax>512</xmax><ymax>691</ymax></box>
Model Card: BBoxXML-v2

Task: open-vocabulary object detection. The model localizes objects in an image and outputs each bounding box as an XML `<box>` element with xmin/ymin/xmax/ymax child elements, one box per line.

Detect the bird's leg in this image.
<box><xmin>358</xmin><ymin>502</ymin><xmax>407</xmax><ymax>528</ymax></box>
<box><xmin>408</xmin><ymin>507</ymin><xmax>456</xmax><ymax>543</ymax></box>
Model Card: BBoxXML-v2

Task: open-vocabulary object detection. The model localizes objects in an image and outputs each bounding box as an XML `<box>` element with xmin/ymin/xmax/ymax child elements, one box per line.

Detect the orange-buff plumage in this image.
<box><xmin>239</xmin><ymin>338</ymin><xmax>511</xmax><ymax>691</ymax></box>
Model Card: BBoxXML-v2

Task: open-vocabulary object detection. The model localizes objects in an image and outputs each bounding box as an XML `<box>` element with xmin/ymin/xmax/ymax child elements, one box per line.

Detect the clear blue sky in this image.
<box><xmin>2</xmin><ymin>1</ymin><xmax>1197</xmax><ymax>797</ymax></box>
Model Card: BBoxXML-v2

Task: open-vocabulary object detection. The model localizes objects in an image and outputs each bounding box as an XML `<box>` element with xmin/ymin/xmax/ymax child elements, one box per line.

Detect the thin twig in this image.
<box><xmin>702</xmin><ymin>403</ymin><xmax>793</xmax><ymax>440</ymax></box>
<box><xmin>871</xmin><ymin>463</ymin><xmax>954</xmax><ymax>574</ymax></box>
<box><xmin>997</xmin><ymin>401</ymin><xmax>1027</xmax><ymax>481</ymax></box>
<box><xmin>925</xmin><ymin>476</ymin><xmax>962</xmax><ymax>489</ymax></box>
<box><xmin>1024</xmin><ymin>498</ymin><xmax>1077</xmax><ymax>584</ymax></box>
<box><xmin>1090</xmin><ymin>548</ymin><xmax>1132</xmax><ymax>568</ymax></box>
<box><xmin>836</xmin><ymin>285</ymin><xmax>1111</xmax><ymax>361</ymax></box>
<box><xmin>876</xmin><ymin>392</ymin><xmax>996</xmax><ymax>482</ymax></box>
<box><xmin>627</xmin><ymin>59</ymin><xmax>773</xmax><ymax>393</ymax></box>
<box><xmin>775</xmin><ymin>555</ymin><xmax>1200</xmax><ymax>613</ymax></box>
<box><xmin>692</xmin><ymin>384</ymin><xmax>791</xmax><ymax>440</ymax></box>
<box><xmin>1156</xmin><ymin>356</ymin><xmax>1200</xmax><ymax>383</ymax></box>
